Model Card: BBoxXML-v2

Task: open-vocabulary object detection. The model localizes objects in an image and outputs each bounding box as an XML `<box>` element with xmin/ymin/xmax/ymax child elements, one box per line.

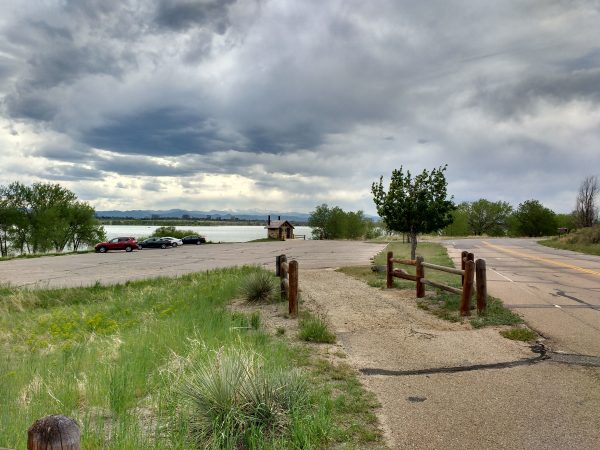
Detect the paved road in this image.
<box><xmin>443</xmin><ymin>238</ymin><xmax>600</xmax><ymax>356</ymax></box>
<box><xmin>0</xmin><ymin>240</ymin><xmax>386</xmax><ymax>289</ymax></box>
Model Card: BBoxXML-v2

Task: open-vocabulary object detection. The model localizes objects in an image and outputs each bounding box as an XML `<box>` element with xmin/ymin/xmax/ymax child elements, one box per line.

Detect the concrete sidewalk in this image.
<box><xmin>301</xmin><ymin>269</ymin><xmax>600</xmax><ymax>450</ymax></box>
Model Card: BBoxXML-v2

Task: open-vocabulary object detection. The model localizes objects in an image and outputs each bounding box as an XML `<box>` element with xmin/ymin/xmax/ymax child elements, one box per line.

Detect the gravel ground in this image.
<box><xmin>298</xmin><ymin>269</ymin><xmax>600</xmax><ymax>450</ymax></box>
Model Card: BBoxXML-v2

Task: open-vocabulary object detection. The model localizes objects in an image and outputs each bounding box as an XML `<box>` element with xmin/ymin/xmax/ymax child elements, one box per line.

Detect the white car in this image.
<box><xmin>162</xmin><ymin>236</ymin><xmax>184</xmax><ymax>247</ymax></box>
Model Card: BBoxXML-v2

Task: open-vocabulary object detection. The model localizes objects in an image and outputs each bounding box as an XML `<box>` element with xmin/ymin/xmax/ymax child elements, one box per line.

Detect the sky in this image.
<box><xmin>1</xmin><ymin>0</ymin><xmax>599</xmax><ymax>215</ymax></box>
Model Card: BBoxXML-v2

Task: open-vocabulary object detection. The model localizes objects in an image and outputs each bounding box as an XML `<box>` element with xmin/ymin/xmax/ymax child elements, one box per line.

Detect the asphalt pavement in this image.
<box><xmin>0</xmin><ymin>240</ymin><xmax>386</xmax><ymax>289</ymax></box>
<box><xmin>442</xmin><ymin>238</ymin><xmax>600</xmax><ymax>356</ymax></box>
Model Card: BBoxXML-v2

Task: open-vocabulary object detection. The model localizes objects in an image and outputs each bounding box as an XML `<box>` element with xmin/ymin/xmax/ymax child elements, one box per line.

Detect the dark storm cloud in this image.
<box><xmin>475</xmin><ymin>69</ymin><xmax>600</xmax><ymax>118</ymax></box>
<box><xmin>83</xmin><ymin>108</ymin><xmax>237</xmax><ymax>156</ymax></box>
<box><xmin>154</xmin><ymin>0</ymin><xmax>237</xmax><ymax>32</ymax></box>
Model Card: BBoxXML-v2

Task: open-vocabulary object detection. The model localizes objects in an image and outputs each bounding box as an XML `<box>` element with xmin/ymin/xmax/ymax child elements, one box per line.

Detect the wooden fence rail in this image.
<box><xmin>387</xmin><ymin>251</ymin><xmax>487</xmax><ymax>316</ymax></box>
<box><xmin>276</xmin><ymin>254</ymin><xmax>298</xmax><ymax>317</ymax></box>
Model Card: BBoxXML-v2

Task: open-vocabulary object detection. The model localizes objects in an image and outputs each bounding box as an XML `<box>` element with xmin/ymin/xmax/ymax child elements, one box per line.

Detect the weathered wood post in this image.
<box><xmin>276</xmin><ymin>254</ymin><xmax>282</xmax><ymax>277</ymax></box>
<box><xmin>416</xmin><ymin>256</ymin><xmax>425</xmax><ymax>298</ymax></box>
<box><xmin>387</xmin><ymin>251</ymin><xmax>394</xmax><ymax>289</ymax></box>
<box><xmin>28</xmin><ymin>415</ymin><xmax>81</xmax><ymax>450</ymax></box>
<box><xmin>460</xmin><ymin>250</ymin><xmax>468</xmax><ymax>285</ymax></box>
<box><xmin>280</xmin><ymin>254</ymin><xmax>288</xmax><ymax>300</ymax></box>
<box><xmin>289</xmin><ymin>260</ymin><xmax>298</xmax><ymax>317</ymax></box>
<box><xmin>460</xmin><ymin>259</ymin><xmax>475</xmax><ymax>316</ymax></box>
<box><xmin>476</xmin><ymin>259</ymin><xmax>487</xmax><ymax>314</ymax></box>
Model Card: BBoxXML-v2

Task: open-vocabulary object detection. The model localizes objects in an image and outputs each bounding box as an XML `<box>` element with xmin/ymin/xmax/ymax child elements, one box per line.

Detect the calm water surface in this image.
<box><xmin>103</xmin><ymin>225</ymin><xmax>312</xmax><ymax>242</ymax></box>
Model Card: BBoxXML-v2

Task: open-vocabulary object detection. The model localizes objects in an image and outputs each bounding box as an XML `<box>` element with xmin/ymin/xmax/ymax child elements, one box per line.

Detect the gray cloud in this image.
<box><xmin>1</xmin><ymin>0</ymin><xmax>600</xmax><ymax>213</ymax></box>
<box><xmin>154</xmin><ymin>0</ymin><xmax>237</xmax><ymax>32</ymax></box>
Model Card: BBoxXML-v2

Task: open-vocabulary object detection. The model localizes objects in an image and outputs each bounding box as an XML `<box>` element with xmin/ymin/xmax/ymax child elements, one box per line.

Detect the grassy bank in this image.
<box><xmin>539</xmin><ymin>226</ymin><xmax>600</xmax><ymax>256</ymax></box>
<box><xmin>0</xmin><ymin>268</ymin><xmax>384</xmax><ymax>449</ymax></box>
<box><xmin>338</xmin><ymin>242</ymin><xmax>522</xmax><ymax>328</ymax></box>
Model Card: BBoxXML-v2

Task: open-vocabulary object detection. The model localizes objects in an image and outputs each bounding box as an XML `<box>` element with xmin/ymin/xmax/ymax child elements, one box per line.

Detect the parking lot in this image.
<box><xmin>0</xmin><ymin>240</ymin><xmax>386</xmax><ymax>289</ymax></box>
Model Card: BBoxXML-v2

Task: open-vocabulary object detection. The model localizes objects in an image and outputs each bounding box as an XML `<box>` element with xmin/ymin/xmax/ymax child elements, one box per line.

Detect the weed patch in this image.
<box><xmin>500</xmin><ymin>327</ymin><xmax>537</xmax><ymax>341</ymax></box>
<box><xmin>298</xmin><ymin>313</ymin><xmax>336</xmax><ymax>344</ymax></box>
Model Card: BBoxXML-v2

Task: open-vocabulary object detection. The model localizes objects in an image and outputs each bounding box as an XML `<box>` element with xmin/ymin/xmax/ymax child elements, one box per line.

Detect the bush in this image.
<box><xmin>151</xmin><ymin>226</ymin><xmax>196</xmax><ymax>239</ymax></box>
<box><xmin>298</xmin><ymin>314</ymin><xmax>336</xmax><ymax>343</ymax></box>
<box><xmin>240</xmin><ymin>271</ymin><xmax>277</xmax><ymax>303</ymax></box>
<box><xmin>180</xmin><ymin>347</ymin><xmax>309</xmax><ymax>448</ymax></box>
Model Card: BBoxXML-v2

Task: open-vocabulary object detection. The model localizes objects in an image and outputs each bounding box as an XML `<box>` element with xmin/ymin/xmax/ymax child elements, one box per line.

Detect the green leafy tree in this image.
<box><xmin>372</xmin><ymin>165</ymin><xmax>455</xmax><ymax>259</ymax></box>
<box><xmin>555</xmin><ymin>213</ymin><xmax>576</xmax><ymax>232</ymax></box>
<box><xmin>442</xmin><ymin>206</ymin><xmax>470</xmax><ymax>236</ymax></box>
<box><xmin>68</xmin><ymin>202</ymin><xmax>106</xmax><ymax>251</ymax></box>
<box><xmin>0</xmin><ymin>182</ymin><xmax>104</xmax><ymax>254</ymax></box>
<box><xmin>512</xmin><ymin>200</ymin><xmax>557</xmax><ymax>237</ymax></box>
<box><xmin>464</xmin><ymin>199</ymin><xmax>513</xmax><ymax>236</ymax></box>
<box><xmin>308</xmin><ymin>204</ymin><xmax>331</xmax><ymax>239</ymax></box>
<box><xmin>308</xmin><ymin>204</ymin><xmax>371</xmax><ymax>240</ymax></box>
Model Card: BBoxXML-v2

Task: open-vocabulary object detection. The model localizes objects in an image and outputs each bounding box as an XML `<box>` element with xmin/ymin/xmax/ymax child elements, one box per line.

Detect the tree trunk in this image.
<box><xmin>410</xmin><ymin>231</ymin><xmax>418</xmax><ymax>260</ymax></box>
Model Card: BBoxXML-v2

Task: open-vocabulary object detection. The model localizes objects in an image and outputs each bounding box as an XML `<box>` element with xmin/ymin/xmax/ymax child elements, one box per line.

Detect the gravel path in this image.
<box><xmin>300</xmin><ymin>269</ymin><xmax>600</xmax><ymax>450</ymax></box>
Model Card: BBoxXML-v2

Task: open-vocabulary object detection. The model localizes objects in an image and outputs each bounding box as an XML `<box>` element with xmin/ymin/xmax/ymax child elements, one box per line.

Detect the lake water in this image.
<box><xmin>103</xmin><ymin>225</ymin><xmax>313</xmax><ymax>243</ymax></box>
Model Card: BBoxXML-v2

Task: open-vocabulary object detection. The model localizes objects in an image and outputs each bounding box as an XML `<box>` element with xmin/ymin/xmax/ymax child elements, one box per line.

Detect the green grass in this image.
<box><xmin>0</xmin><ymin>267</ymin><xmax>383</xmax><ymax>449</ymax></box>
<box><xmin>298</xmin><ymin>356</ymin><xmax>386</xmax><ymax>449</ymax></box>
<box><xmin>540</xmin><ymin>237</ymin><xmax>600</xmax><ymax>257</ymax></box>
<box><xmin>298</xmin><ymin>313</ymin><xmax>336</xmax><ymax>344</ymax></box>
<box><xmin>340</xmin><ymin>242</ymin><xmax>522</xmax><ymax>329</ymax></box>
<box><xmin>500</xmin><ymin>327</ymin><xmax>538</xmax><ymax>341</ymax></box>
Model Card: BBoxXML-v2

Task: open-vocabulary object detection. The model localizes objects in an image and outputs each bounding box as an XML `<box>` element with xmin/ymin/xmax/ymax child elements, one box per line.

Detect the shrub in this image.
<box><xmin>180</xmin><ymin>347</ymin><xmax>309</xmax><ymax>448</ymax></box>
<box><xmin>240</xmin><ymin>271</ymin><xmax>277</xmax><ymax>303</ymax></box>
<box><xmin>298</xmin><ymin>314</ymin><xmax>336</xmax><ymax>343</ymax></box>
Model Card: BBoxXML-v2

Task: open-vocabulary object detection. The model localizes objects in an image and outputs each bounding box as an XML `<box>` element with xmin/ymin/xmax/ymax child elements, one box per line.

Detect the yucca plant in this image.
<box><xmin>240</xmin><ymin>271</ymin><xmax>277</xmax><ymax>303</ymax></box>
<box><xmin>180</xmin><ymin>347</ymin><xmax>309</xmax><ymax>449</ymax></box>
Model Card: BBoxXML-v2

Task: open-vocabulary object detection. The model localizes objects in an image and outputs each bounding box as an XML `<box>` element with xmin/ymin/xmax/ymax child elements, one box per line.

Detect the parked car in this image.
<box><xmin>162</xmin><ymin>236</ymin><xmax>184</xmax><ymax>247</ymax></box>
<box><xmin>95</xmin><ymin>237</ymin><xmax>139</xmax><ymax>253</ymax></box>
<box><xmin>182</xmin><ymin>235</ymin><xmax>207</xmax><ymax>245</ymax></box>
<box><xmin>138</xmin><ymin>237</ymin><xmax>175</xmax><ymax>249</ymax></box>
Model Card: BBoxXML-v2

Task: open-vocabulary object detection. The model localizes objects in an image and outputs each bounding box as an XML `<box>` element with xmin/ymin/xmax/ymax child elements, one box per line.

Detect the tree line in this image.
<box><xmin>0</xmin><ymin>182</ymin><xmax>105</xmax><ymax>257</ymax></box>
<box><xmin>371</xmin><ymin>166</ymin><xmax>598</xmax><ymax>259</ymax></box>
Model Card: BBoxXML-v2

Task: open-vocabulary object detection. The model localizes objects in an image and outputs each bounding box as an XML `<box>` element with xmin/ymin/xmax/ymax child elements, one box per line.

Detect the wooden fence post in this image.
<box><xmin>280</xmin><ymin>254</ymin><xmax>288</xmax><ymax>300</ymax></box>
<box><xmin>275</xmin><ymin>254</ymin><xmax>282</xmax><ymax>277</ymax></box>
<box><xmin>28</xmin><ymin>415</ymin><xmax>80</xmax><ymax>450</ymax></box>
<box><xmin>289</xmin><ymin>260</ymin><xmax>298</xmax><ymax>317</ymax></box>
<box><xmin>416</xmin><ymin>256</ymin><xmax>425</xmax><ymax>298</ymax></box>
<box><xmin>460</xmin><ymin>251</ymin><xmax>468</xmax><ymax>285</ymax></box>
<box><xmin>460</xmin><ymin>259</ymin><xmax>475</xmax><ymax>316</ymax></box>
<box><xmin>476</xmin><ymin>259</ymin><xmax>487</xmax><ymax>314</ymax></box>
<box><xmin>387</xmin><ymin>251</ymin><xmax>393</xmax><ymax>288</ymax></box>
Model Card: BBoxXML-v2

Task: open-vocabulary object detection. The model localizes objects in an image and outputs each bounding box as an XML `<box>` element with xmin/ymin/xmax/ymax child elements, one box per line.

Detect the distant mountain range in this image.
<box><xmin>95</xmin><ymin>209</ymin><xmax>312</xmax><ymax>222</ymax></box>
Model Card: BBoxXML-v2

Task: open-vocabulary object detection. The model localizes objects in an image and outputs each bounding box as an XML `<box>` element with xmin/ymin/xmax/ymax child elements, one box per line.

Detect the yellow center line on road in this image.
<box><xmin>483</xmin><ymin>241</ymin><xmax>600</xmax><ymax>277</ymax></box>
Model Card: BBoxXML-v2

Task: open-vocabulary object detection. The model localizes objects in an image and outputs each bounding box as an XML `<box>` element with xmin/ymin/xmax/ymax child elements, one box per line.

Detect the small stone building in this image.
<box><xmin>265</xmin><ymin>215</ymin><xmax>295</xmax><ymax>240</ymax></box>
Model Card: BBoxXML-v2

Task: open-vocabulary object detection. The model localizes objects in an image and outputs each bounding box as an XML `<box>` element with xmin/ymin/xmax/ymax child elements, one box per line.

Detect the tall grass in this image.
<box><xmin>0</xmin><ymin>267</ymin><xmax>333</xmax><ymax>449</ymax></box>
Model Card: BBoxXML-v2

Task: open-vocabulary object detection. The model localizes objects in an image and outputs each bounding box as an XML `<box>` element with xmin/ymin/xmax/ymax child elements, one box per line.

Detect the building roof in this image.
<box><xmin>265</xmin><ymin>220</ymin><xmax>295</xmax><ymax>229</ymax></box>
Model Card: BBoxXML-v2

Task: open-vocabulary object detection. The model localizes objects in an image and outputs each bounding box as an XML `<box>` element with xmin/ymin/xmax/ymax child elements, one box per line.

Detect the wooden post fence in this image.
<box><xmin>277</xmin><ymin>254</ymin><xmax>298</xmax><ymax>317</ymax></box>
<box><xmin>387</xmin><ymin>251</ymin><xmax>487</xmax><ymax>316</ymax></box>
